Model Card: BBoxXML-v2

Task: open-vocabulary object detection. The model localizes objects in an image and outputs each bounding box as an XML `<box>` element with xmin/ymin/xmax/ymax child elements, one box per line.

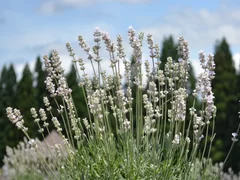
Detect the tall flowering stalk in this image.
<box><xmin>5</xmin><ymin>27</ymin><xmax>240</xmax><ymax>180</ymax></box>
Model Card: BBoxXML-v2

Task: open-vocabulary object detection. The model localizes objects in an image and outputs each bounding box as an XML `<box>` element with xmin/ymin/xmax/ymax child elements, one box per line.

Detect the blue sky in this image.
<box><xmin>0</xmin><ymin>0</ymin><xmax>240</xmax><ymax>78</ymax></box>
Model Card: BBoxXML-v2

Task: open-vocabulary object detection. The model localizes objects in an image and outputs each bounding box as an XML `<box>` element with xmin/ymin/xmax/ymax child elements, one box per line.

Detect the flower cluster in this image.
<box><xmin>3</xmin><ymin>135</ymin><xmax>67</xmax><ymax>179</ymax></box>
<box><xmin>6</xmin><ymin>107</ymin><xmax>28</xmax><ymax>132</ymax></box>
<box><xmin>193</xmin><ymin>52</ymin><xmax>216</xmax><ymax>122</ymax></box>
<box><xmin>6</xmin><ymin>26</ymin><xmax>240</xmax><ymax>180</ymax></box>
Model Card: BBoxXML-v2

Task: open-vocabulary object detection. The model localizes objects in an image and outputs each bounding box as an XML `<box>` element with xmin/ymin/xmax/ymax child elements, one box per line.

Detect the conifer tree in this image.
<box><xmin>211</xmin><ymin>38</ymin><xmax>238</xmax><ymax>168</ymax></box>
<box><xmin>34</xmin><ymin>56</ymin><xmax>48</xmax><ymax>109</ymax></box>
<box><xmin>231</xmin><ymin>70</ymin><xmax>240</xmax><ymax>171</ymax></box>
<box><xmin>15</xmin><ymin>64</ymin><xmax>38</xmax><ymax>138</ymax></box>
<box><xmin>159</xmin><ymin>36</ymin><xmax>178</xmax><ymax>70</ymax></box>
<box><xmin>0</xmin><ymin>66</ymin><xmax>9</xmax><ymax>165</ymax></box>
<box><xmin>66</xmin><ymin>64</ymin><xmax>87</xmax><ymax>118</ymax></box>
<box><xmin>0</xmin><ymin>65</ymin><xmax>17</xmax><ymax>165</ymax></box>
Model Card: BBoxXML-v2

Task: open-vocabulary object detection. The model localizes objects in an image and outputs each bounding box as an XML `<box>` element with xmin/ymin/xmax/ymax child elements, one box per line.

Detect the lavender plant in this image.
<box><xmin>4</xmin><ymin>27</ymin><xmax>240</xmax><ymax>180</ymax></box>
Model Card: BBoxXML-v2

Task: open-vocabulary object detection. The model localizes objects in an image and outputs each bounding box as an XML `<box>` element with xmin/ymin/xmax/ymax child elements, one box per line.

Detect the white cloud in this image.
<box><xmin>39</xmin><ymin>1</ymin><xmax>63</xmax><ymax>14</ymax></box>
<box><xmin>191</xmin><ymin>59</ymin><xmax>203</xmax><ymax>77</ymax></box>
<box><xmin>40</xmin><ymin>0</ymin><xmax>152</xmax><ymax>14</ymax></box>
<box><xmin>139</xmin><ymin>5</ymin><xmax>240</xmax><ymax>77</ymax></box>
<box><xmin>140</xmin><ymin>6</ymin><xmax>240</xmax><ymax>50</ymax></box>
<box><xmin>233</xmin><ymin>53</ymin><xmax>240</xmax><ymax>73</ymax></box>
<box><xmin>14</xmin><ymin>60</ymin><xmax>36</xmax><ymax>81</ymax></box>
<box><xmin>8</xmin><ymin>24</ymin><xmax>123</xmax><ymax>80</ymax></box>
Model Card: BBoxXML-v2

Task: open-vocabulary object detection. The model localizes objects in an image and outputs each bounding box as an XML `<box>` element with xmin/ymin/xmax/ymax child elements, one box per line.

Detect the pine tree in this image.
<box><xmin>231</xmin><ymin>71</ymin><xmax>240</xmax><ymax>171</ymax></box>
<box><xmin>34</xmin><ymin>55</ymin><xmax>48</xmax><ymax>109</ymax></box>
<box><xmin>211</xmin><ymin>38</ymin><xmax>238</xmax><ymax>169</ymax></box>
<box><xmin>0</xmin><ymin>66</ymin><xmax>9</xmax><ymax>165</ymax></box>
<box><xmin>159</xmin><ymin>36</ymin><xmax>178</xmax><ymax>70</ymax></box>
<box><xmin>15</xmin><ymin>64</ymin><xmax>38</xmax><ymax>138</ymax></box>
<box><xmin>0</xmin><ymin>65</ymin><xmax>18</xmax><ymax>165</ymax></box>
<box><xmin>0</xmin><ymin>66</ymin><xmax>8</xmax><ymax>88</ymax></box>
<box><xmin>66</xmin><ymin>64</ymin><xmax>87</xmax><ymax>118</ymax></box>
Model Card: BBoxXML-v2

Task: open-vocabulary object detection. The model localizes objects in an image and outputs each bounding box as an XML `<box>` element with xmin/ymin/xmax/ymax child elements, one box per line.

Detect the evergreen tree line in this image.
<box><xmin>0</xmin><ymin>36</ymin><xmax>239</xmax><ymax>172</ymax></box>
